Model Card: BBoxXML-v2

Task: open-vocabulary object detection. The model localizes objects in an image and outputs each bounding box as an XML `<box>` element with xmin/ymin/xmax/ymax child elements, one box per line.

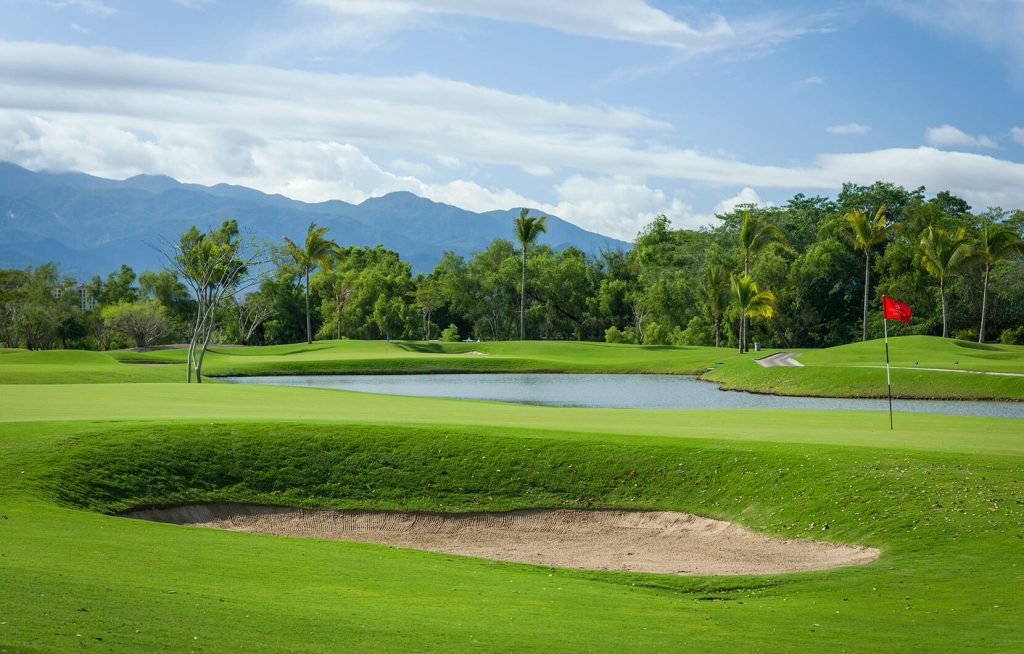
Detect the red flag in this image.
<box><xmin>883</xmin><ymin>296</ymin><xmax>912</xmax><ymax>323</ymax></box>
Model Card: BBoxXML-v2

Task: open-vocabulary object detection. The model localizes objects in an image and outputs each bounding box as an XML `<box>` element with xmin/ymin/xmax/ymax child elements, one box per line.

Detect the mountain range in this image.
<box><xmin>0</xmin><ymin>162</ymin><xmax>629</xmax><ymax>279</ymax></box>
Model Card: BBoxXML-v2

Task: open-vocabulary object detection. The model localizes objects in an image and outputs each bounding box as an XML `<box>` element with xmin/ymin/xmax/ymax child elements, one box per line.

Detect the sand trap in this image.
<box><xmin>125</xmin><ymin>504</ymin><xmax>878</xmax><ymax>575</ymax></box>
<box><xmin>464</xmin><ymin>350</ymin><xmax>486</xmax><ymax>355</ymax></box>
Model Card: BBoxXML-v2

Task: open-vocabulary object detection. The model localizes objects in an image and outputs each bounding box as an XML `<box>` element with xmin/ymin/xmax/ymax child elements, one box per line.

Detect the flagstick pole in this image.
<box><xmin>884</xmin><ymin>315</ymin><xmax>893</xmax><ymax>430</ymax></box>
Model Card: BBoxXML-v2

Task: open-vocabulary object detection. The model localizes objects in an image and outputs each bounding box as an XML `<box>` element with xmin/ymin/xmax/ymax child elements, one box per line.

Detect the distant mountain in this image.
<box><xmin>0</xmin><ymin>162</ymin><xmax>630</xmax><ymax>278</ymax></box>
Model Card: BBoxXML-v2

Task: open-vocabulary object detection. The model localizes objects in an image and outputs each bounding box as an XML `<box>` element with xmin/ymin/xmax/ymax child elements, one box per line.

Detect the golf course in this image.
<box><xmin>2</xmin><ymin>337</ymin><xmax>1023</xmax><ymax>652</ymax></box>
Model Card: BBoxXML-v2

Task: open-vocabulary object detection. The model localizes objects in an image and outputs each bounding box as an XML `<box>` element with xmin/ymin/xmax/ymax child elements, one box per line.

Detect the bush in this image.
<box><xmin>440</xmin><ymin>324</ymin><xmax>460</xmax><ymax>342</ymax></box>
<box><xmin>642</xmin><ymin>321</ymin><xmax>670</xmax><ymax>345</ymax></box>
<box><xmin>953</xmin><ymin>328</ymin><xmax>977</xmax><ymax>342</ymax></box>
<box><xmin>604</xmin><ymin>326</ymin><xmax>626</xmax><ymax>343</ymax></box>
<box><xmin>999</xmin><ymin>326</ymin><xmax>1024</xmax><ymax>345</ymax></box>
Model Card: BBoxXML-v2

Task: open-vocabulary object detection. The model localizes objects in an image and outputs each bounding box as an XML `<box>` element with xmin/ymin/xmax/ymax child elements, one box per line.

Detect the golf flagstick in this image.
<box><xmin>884</xmin><ymin>314</ymin><xmax>893</xmax><ymax>430</ymax></box>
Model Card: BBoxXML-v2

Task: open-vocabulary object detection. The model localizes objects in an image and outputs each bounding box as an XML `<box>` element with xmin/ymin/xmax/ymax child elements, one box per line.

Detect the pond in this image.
<box><xmin>222</xmin><ymin>373</ymin><xmax>1024</xmax><ymax>419</ymax></box>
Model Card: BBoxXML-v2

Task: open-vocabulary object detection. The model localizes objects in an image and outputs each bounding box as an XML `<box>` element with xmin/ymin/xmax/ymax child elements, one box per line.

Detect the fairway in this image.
<box><xmin>2</xmin><ymin>341</ymin><xmax>1023</xmax><ymax>652</ymax></box>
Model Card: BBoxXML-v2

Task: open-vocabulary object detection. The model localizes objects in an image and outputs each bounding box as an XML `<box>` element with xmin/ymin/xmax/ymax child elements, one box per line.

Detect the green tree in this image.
<box><xmin>974</xmin><ymin>213</ymin><xmax>1024</xmax><ymax>342</ymax></box>
<box><xmin>159</xmin><ymin>220</ymin><xmax>259</xmax><ymax>382</ymax></box>
<box><xmin>738</xmin><ymin>212</ymin><xmax>786</xmax><ymax>351</ymax></box>
<box><xmin>284</xmin><ymin>222</ymin><xmax>339</xmax><ymax>344</ymax></box>
<box><xmin>731</xmin><ymin>274</ymin><xmax>775</xmax><ymax>353</ymax></box>
<box><xmin>843</xmin><ymin>206</ymin><xmax>896</xmax><ymax>341</ymax></box>
<box><xmin>513</xmin><ymin>209</ymin><xmax>547</xmax><ymax>340</ymax></box>
<box><xmin>414</xmin><ymin>277</ymin><xmax>445</xmax><ymax>340</ymax></box>
<box><xmin>703</xmin><ymin>264</ymin><xmax>731</xmax><ymax>347</ymax></box>
<box><xmin>919</xmin><ymin>226</ymin><xmax>974</xmax><ymax>338</ymax></box>
<box><xmin>102</xmin><ymin>300</ymin><xmax>170</xmax><ymax>348</ymax></box>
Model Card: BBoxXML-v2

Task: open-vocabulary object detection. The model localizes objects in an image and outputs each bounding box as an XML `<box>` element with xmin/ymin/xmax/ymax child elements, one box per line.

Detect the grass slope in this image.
<box><xmin>704</xmin><ymin>336</ymin><xmax>1024</xmax><ymax>401</ymax></box>
<box><xmin>1</xmin><ymin>378</ymin><xmax>1023</xmax><ymax>652</ymax></box>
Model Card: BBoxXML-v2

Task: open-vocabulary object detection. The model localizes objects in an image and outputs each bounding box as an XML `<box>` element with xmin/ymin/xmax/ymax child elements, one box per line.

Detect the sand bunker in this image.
<box><xmin>125</xmin><ymin>504</ymin><xmax>878</xmax><ymax>575</ymax></box>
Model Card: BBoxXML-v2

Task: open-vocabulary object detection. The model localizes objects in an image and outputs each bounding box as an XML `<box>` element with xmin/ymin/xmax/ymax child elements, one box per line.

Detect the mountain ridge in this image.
<box><xmin>0</xmin><ymin>163</ymin><xmax>629</xmax><ymax>278</ymax></box>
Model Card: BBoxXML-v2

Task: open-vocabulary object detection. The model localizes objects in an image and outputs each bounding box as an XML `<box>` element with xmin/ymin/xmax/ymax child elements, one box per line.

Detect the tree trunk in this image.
<box><xmin>714</xmin><ymin>314</ymin><xmax>721</xmax><ymax>348</ymax></box>
<box><xmin>195</xmin><ymin>318</ymin><xmax>215</xmax><ymax>383</ymax></box>
<box><xmin>304</xmin><ymin>266</ymin><xmax>312</xmax><ymax>344</ymax></box>
<box><xmin>940</xmin><ymin>278</ymin><xmax>948</xmax><ymax>338</ymax></box>
<box><xmin>520</xmin><ymin>246</ymin><xmax>527</xmax><ymax>341</ymax></box>
<box><xmin>979</xmin><ymin>265</ymin><xmax>990</xmax><ymax>343</ymax></box>
<box><xmin>737</xmin><ymin>314</ymin><xmax>743</xmax><ymax>353</ymax></box>
<box><xmin>745</xmin><ymin>251</ymin><xmax>753</xmax><ymax>352</ymax></box>
<box><xmin>862</xmin><ymin>250</ymin><xmax>871</xmax><ymax>341</ymax></box>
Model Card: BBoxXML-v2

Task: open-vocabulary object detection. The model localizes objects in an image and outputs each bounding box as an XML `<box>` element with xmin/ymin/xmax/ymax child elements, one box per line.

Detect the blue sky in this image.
<box><xmin>2</xmin><ymin>1</ymin><xmax>1024</xmax><ymax>240</ymax></box>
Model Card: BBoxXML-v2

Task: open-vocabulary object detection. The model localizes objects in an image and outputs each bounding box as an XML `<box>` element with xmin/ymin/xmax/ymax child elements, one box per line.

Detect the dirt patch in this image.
<box><xmin>124</xmin><ymin>504</ymin><xmax>879</xmax><ymax>575</ymax></box>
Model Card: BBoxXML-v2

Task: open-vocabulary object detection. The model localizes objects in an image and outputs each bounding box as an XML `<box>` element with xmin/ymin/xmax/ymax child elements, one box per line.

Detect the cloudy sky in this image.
<box><xmin>2</xmin><ymin>1</ymin><xmax>1024</xmax><ymax>240</ymax></box>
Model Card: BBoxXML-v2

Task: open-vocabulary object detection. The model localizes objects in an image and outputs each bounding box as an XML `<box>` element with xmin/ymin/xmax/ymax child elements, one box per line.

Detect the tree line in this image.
<box><xmin>2</xmin><ymin>180</ymin><xmax>1023</xmax><ymax>364</ymax></box>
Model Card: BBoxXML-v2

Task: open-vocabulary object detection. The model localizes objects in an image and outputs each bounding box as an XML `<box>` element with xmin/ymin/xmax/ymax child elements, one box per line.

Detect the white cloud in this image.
<box><xmin>70</xmin><ymin>22</ymin><xmax>91</xmax><ymax>34</ymax></box>
<box><xmin>549</xmin><ymin>176</ymin><xmax>709</xmax><ymax>240</ymax></box>
<box><xmin>883</xmin><ymin>1</ymin><xmax>1024</xmax><ymax>69</ymax></box>
<box><xmin>3</xmin><ymin>42</ymin><xmax>1024</xmax><ymax>237</ymax></box>
<box><xmin>304</xmin><ymin>0</ymin><xmax>735</xmax><ymax>51</ymax></box>
<box><xmin>1012</xmin><ymin>127</ymin><xmax>1024</xmax><ymax>145</ymax></box>
<box><xmin>390</xmin><ymin>158</ymin><xmax>434</xmax><ymax>177</ymax></box>
<box><xmin>827</xmin><ymin>123</ymin><xmax>870</xmax><ymax>136</ymax></box>
<box><xmin>39</xmin><ymin>0</ymin><xmax>116</xmax><ymax>15</ymax></box>
<box><xmin>294</xmin><ymin>0</ymin><xmax>830</xmax><ymax>61</ymax></box>
<box><xmin>925</xmin><ymin>124</ymin><xmax>996</xmax><ymax>149</ymax></box>
<box><xmin>796</xmin><ymin>75</ymin><xmax>824</xmax><ymax>85</ymax></box>
<box><xmin>714</xmin><ymin>187</ymin><xmax>763</xmax><ymax>215</ymax></box>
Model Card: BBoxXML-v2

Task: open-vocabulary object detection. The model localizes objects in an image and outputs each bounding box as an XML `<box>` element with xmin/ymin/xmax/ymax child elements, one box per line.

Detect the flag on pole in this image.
<box><xmin>881</xmin><ymin>296</ymin><xmax>911</xmax><ymax>431</ymax></box>
<box><xmin>883</xmin><ymin>296</ymin><xmax>912</xmax><ymax>323</ymax></box>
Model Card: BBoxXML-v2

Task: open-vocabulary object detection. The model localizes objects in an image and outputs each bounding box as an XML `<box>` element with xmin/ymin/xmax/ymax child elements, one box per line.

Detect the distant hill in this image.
<box><xmin>0</xmin><ymin>162</ymin><xmax>630</xmax><ymax>278</ymax></box>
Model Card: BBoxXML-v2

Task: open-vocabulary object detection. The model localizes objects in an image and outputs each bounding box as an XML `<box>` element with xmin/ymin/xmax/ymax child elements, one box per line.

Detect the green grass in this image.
<box><xmin>5</xmin><ymin>336</ymin><xmax>1022</xmax><ymax>402</ymax></box>
<box><xmin>704</xmin><ymin>336</ymin><xmax>1024</xmax><ymax>401</ymax></box>
<box><xmin>1</xmin><ymin>373</ymin><xmax>1023</xmax><ymax>652</ymax></box>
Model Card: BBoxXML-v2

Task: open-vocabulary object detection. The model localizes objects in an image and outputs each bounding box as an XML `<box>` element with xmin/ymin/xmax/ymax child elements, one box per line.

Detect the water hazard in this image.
<box><xmin>222</xmin><ymin>373</ymin><xmax>1024</xmax><ymax>418</ymax></box>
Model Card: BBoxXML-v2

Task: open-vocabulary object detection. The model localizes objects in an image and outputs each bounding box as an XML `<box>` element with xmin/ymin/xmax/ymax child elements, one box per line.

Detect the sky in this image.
<box><xmin>2</xmin><ymin>1</ymin><xmax>1024</xmax><ymax>241</ymax></box>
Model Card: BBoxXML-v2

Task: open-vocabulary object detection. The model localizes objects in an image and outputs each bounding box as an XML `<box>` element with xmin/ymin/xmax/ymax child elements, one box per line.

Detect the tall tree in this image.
<box><xmin>919</xmin><ymin>226</ymin><xmax>973</xmax><ymax>338</ymax></box>
<box><xmin>731</xmin><ymin>274</ymin><xmax>775</xmax><ymax>354</ymax></box>
<box><xmin>843</xmin><ymin>206</ymin><xmax>895</xmax><ymax>341</ymax></box>
<box><xmin>157</xmin><ymin>220</ymin><xmax>260</xmax><ymax>383</ymax></box>
<box><xmin>738</xmin><ymin>212</ymin><xmax>786</xmax><ymax>351</ymax></box>
<box><xmin>704</xmin><ymin>264</ymin><xmax>731</xmax><ymax>347</ymax></box>
<box><xmin>513</xmin><ymin>208</ymin><xmax>547</xmax><ymax>340</ymax></box>
<box><xmin>974</xmin><ymin>215</ymin><xmax>1024</xmax><ymax>342</ymax></box>
<box><xmin>284</xmin><ymin>222</ymin><xmax>339</xmax><ymax>344</ymax></box>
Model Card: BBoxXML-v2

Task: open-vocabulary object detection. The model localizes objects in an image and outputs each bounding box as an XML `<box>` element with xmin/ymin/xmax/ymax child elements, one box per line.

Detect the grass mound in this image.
<box><xmin>48</xmin><ymin>422</ymin><xmax>1021</xmax><ymax>560</ymax></box>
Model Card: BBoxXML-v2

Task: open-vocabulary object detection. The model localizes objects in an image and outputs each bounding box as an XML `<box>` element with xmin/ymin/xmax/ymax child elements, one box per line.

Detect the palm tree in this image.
<box><xmin>738</xmin><ymin>212</ymin><xmax>786</xmax><ymax>351</ymax></box>
<box><xmin>284</xmin><ymin>222</ymin><xmax>339</xmax><ymax>344</ymax></box>
<box><xmin>843</xmin><ymin>206</ymin><xmax>895</xmax><ymax>341</ymax></box>
<box><xmin>918</xmin><ymin>226</ymin><xmax>973</xmax><ymax>338</ymax></box>
<box><xmin>974</xmin><ymin>218</ymin><xmax>1024</xmax><ymax>342</ymax></box>
<box><xmin>513</xmin><ymin>208</ymin><xmax>547</xmax><ymax>340</ymax></box>
<box><xmin>704</xmin><ymin>264</ymin><xmax>730</xmax><ymax>347</ymax></box>
<box><xmin>731</xmin><ymin>274</ymin><xmax>775</xmax><ymax>353</ymax></box>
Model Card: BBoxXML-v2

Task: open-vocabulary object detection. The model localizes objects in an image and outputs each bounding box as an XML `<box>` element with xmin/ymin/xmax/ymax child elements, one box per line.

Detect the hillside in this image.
<box><xmin>0</xmin><ymin>162</ymin><xmax>629</xmax><ymax>277</ymax></box>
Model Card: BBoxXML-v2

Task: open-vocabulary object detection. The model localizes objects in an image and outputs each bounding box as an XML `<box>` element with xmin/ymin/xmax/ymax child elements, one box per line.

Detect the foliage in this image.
<box><xmin>101</xmin><ymin>300</ymin><xmax>170</xmax><ymax>348</ymax></box>
<box><xmin>284</xmin><ymin>222</ymin><xmax>339</xmax><ymax>344</ymax></box>
<box><xmin>440</xmin><ymin>323</ymin><xmax>460</xmax><ymax>342</ymax></box>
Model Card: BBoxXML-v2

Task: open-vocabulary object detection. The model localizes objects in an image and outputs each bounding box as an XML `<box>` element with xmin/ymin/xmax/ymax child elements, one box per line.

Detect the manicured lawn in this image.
<box><xmin>1</xmin><ymin>374</ymin><xmax>1023</xmax><ymax>652</ymax></box>
<box><xmin>704</xmin><ymin>336</ymin><xmax>1024</xmax><ymax>401</ymax></box>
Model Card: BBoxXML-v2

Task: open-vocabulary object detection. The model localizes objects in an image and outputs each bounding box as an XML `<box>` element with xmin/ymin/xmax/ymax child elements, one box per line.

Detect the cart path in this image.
<box><xmin>855</xmin><ymin>365</ymin><xmax>1024</xmax><ymax>377</ymax></box>
<box><xmin>756</xmin><ymin>352</ymin><xmax>804</xmax><ymax>367</ymax></box>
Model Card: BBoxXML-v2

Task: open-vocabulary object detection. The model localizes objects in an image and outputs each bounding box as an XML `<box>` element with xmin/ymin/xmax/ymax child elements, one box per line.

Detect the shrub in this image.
<box><xmin>953</xmin><ymin>328</ymin><xmax>977</xmax><ymax>342</ymax></box>
<box><xmin>604</xmin><ymin>326</ymin><xmax>626</xmax><ymax>343</ymax></box>
<box><xmin>999</xmin><ymin>326</ymin><xmax>1024</xmax><ymax>345</ymax></box>
<box><xmin>440</xmin><ymin>324</ymin><xmax>460</xmax><ymax>342</ymax></box>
